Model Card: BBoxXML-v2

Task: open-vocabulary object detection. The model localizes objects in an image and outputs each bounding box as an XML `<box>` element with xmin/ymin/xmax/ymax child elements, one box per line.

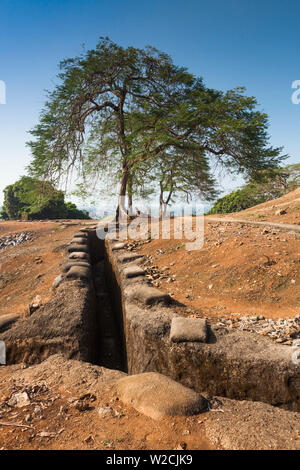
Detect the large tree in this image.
<box><xmin>27</xmin><ymin>38</ymin><xmax>286</xmax><ymax>219</ymax></box>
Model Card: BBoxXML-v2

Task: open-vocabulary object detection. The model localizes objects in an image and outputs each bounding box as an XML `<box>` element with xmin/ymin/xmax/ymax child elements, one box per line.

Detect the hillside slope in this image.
<box><xmin>217</xmin><ymin>188</ymin><xmax>300</xmax><ymax>224</ymax></box>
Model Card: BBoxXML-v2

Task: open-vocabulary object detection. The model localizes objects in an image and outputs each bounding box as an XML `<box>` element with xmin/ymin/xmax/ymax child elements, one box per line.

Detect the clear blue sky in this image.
<box><xmin>0</xmin><ymin>0</ymin><xmax>300</xmax><ymax>205</ymax></box>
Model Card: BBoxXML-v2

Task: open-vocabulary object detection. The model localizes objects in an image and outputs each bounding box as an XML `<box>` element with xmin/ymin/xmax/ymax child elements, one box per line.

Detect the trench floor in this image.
<box><xmin>93</xmin><ymin>260</ymin><xmax>126</xmax><ymax>371</ymax></box>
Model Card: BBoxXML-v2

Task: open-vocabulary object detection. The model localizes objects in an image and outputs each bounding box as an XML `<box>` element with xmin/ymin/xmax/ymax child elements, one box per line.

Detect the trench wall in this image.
<box><xmin>1</xmin><ymin>226</ymin><xmax>299</xmax><ymax>412</ymax></box>
<box><xmin>104</xmin><ymin>236</ymin><xmax>300</xmax><ymax>412</ymax></box>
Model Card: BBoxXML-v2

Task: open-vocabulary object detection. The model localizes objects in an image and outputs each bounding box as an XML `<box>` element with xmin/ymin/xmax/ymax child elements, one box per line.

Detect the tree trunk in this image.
<box><xmin>127</xmin><ymin>175</ymin><xmax>133</xmax><ymax>216</ymax></box>
<box><xmin>159</xmin><ymin>184</ymin><xmax>164</xmax><ymax>218</ymax></box>
<box><xmin>159</xmin><ymin>184</ymin><xmax>172</xmax><ymax>218</ymax></box>
<box><xmin>116</xmin><ymin>167</ymin><xmax>128</xmax><ymax>223</ymax></box>
<box><xmin>162</xmin><ymin>203</ymin><xmax>167</xmax><ymax>217</ymax></box>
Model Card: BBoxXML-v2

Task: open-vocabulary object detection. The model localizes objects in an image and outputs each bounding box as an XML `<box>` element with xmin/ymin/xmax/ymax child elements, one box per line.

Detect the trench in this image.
<box><xmin>87</xmin><ymin>231</ymin><xmax>127</xmax><ymax>373</ymax></box>
<box><xmin>1</xmin><ymin>228</ymin><xmax>299</xmax><ymax>412</ymax></box>
<box><xmin>86</xmin><ymin>229</ymin><xmax>300</xmax><ymax>412</ymax></box>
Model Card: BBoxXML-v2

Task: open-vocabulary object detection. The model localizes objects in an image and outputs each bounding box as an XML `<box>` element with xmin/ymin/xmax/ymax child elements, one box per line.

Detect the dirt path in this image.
<box><xmin>207</xmin><ymin>216</ymin><xmax>300</xmax><ymax>232</ymax></box>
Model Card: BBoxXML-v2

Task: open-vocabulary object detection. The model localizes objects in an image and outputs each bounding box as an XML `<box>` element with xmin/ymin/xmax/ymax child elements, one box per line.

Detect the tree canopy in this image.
<box><xmin>0</xmin><ymin>177</ymin><xmax>90</xmax><ymax>220</ymax></box>
<box><xmin>27</xmin><ymin>37</ymin><xmax>286</xmax><ymax>217</ymax></box>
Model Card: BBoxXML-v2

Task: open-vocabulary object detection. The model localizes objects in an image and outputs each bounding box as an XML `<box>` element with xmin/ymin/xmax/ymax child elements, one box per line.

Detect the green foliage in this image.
<box><xmin>0</xmin><ymin>208</ymin><xmax>9</xmax><ymax>220</ymax></box>
<box><xmin>64</xmin><ymin>201</ymin><xmax>90</xmax><ymax>219</ymax></box>
<box><xmin>2</xmin><ymin>177</ymin><xmax>90</xmax><ymax>220</ymax></box>
<box><xmin>207</xmin><ymin>188</ymin><xmax>263</xmax><ymax>214</ymax></box>
<box><xmin>207</xmin><ymin>165</ymin><xmax>300</xmax><ymax>214</ymax></box>
<box><xmin>27</xmin><ymin>38</ymin><xmax>286</xmax><ymax>213</ymax></box>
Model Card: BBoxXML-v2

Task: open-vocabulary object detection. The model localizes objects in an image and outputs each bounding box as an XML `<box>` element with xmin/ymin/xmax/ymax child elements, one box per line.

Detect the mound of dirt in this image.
<box><xmin>0</xmin><ymin>354</ymin><xmax>213</xmax><ymax>450</ymax></box>
<box><xmin>0</xmin><ymin>354</ymin><xmax>299</xmax><ymax>450</ymax></box>
<box><xmin>0</xmin><ymin>280</ymin><xmax>97</xmax><ymax>365</ymax></box>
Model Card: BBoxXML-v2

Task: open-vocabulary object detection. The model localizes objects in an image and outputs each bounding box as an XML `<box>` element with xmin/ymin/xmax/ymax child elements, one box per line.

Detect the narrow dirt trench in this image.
<box><xmin>92</xmin><ymin>258</ymin><xmax>126</xmax><ymax>372</ymax></box>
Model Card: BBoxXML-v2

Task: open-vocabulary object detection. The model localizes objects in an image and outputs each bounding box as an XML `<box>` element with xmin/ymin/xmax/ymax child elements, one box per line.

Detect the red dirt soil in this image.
<box><xmin>0</xmin><ymin>355</ymin><xmax>213</xmax><ymax>450</ymax></box>
<box><xmin>1</xmin><ymin>189</ymin><xmax>300</xmax><ymax>450</ymax></box>
<box><xmin>0</xmin><ymin>220</ymin><xmax>90</xmax><ymax>319</ymax></box>
<box><xmin>134</xmin><ymin>212</ymin><xmax>300</xmax><ymax>321</ymax></box>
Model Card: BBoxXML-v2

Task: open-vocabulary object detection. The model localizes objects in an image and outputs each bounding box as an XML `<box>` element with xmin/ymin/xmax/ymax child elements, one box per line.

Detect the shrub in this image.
<box><xmin>207</xmin><ymin>188</ymin><xmax>264</xmax><ymax>214</ymax></box>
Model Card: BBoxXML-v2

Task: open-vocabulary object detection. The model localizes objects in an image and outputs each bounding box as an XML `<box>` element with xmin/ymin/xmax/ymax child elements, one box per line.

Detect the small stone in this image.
<box><xmin>176</xmin><ymin>442</ymin><xmax>187</xmax><ymax>450</ymax></box>
<box><xmin>39</xmin><ymin>431</ymin><xmax>55</xmax><ymax>438</ymax></box>
<box><xmin>33</xmin><ymin>406</ymin><xmax>42</xmax><ymax>415</ymax></box>
<box><xmin>74</xmin><ymin>400</ymin><xmax>91</xmax><ymax>411</ymax></box>
<box><xmin>0</xmin><ymin>341</ymin><xmax>5</xmax><ymax>365</ymax></box>
<box><xmin>28</xmin><ymin>295</ymin><xmax>42</xmax><ymax>315</ymax></box>
<box><xmin>275</xmin><ymin>209</ymin><xmax>287</xmax><ymax>216</ymax></box>
<box><xmin>9</xmin><ymin>392</ymin><xmax>30</xmax><ymax>408</ymax></box>
<box><xmin>98</xmin><ymin>407</ymin><xmax>113</xmax><ymax>417</ymax></box>
<box><xmin>52</xmin><ymin>274</ymin><xmax>63</xmax><ymax>288</ymax></box>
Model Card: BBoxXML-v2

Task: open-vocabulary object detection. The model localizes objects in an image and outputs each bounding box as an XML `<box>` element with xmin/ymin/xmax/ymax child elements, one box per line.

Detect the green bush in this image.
<box><xmin>2</xmin><ymin>177</ymin><xmax>90</xmax><ymax>220</ymax></box>
<box><xmin>65</xmin><ymin>202</ymin><xmax>90</xmax><ymax>219</ymax></box>
<box><xmin>0</xmin><ymin>208</ymin><xmax>9</xmax><ymax>220</ymax></box>
<box><xmin>207</xmin><ymin>189</ymin><xmax>263</xmax><ymax>214</ymax></box>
